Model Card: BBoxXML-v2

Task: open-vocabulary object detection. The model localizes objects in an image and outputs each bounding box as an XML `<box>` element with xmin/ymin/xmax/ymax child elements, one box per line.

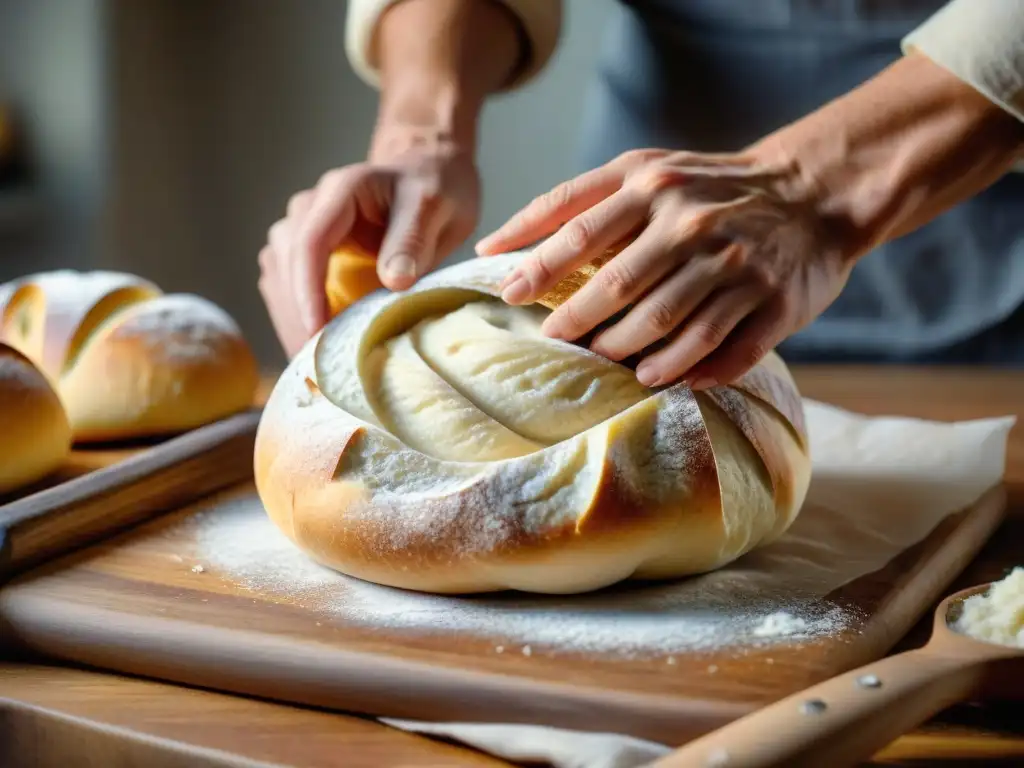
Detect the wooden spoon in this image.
<box><xmin>652</xmin><ymin>582</ymin><xmax>1024</xmax><ymax>768</ymax></box>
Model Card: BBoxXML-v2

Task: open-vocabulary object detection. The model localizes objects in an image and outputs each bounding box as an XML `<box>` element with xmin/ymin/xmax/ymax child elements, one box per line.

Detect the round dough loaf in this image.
<box><xmin>0</xmin><ymin>270</ymin><xmax>259</xmax><ymax>442</ymax></box>
<box><xmin>0</xmin><ymin>342</ymin><xmax>71</xmax><ymax>495</ymax></box>
<box><xmin>255</xmin><ymin>253</ymin><xmax>811</xmax><ymax>595</ymax></box>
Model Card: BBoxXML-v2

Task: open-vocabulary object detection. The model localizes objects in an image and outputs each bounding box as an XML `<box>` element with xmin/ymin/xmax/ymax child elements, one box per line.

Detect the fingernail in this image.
<box><xmin>636</xmin><ymin>364</ymin><xmax>661</xmax><ymax>387</ymax></box>
<box><xmin>499</xmin><ymin>270</ymin><xmax>518</xmax><ymax>291</ymax></box>
<box><xmin>690</xmin><ymin>377</ymin><xmax>717</xmax><ymax>390</ymax></box>
<box><xmin>385</xmin><ymin>255</ymin><xmax>416</xmax><ymax>280</ymax></box>
<box><xmin>541</xmin><ymin>318</ymin><xmax>566</xmax><ymax>340</ymax></box>
<box><xmin>475</xmin><ymin>234</ymin><xmax>501</xmax><ymax>255</ymax></box>
<box><xmin>501</xmin><ymin>277</ymin><xmax>530</xmax><ymax>305</ymax></box>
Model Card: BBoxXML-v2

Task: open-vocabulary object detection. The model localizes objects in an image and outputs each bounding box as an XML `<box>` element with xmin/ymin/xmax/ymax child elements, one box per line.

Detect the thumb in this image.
<box><xmin>292</xmin><ymin>167</ymin><xmax>384</xmax><ymax>336</ymax></box>
<box><xmin>377</xmin><ymin>178</ymin><xmax>447</xmax><ymax>291</ymax></box>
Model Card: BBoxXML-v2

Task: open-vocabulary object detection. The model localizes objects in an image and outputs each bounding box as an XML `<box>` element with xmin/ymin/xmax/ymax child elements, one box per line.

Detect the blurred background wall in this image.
<box><xmin>0</xmin><ymin>0</ymin><xmax>612</xmax><ymax>368</ymax></box>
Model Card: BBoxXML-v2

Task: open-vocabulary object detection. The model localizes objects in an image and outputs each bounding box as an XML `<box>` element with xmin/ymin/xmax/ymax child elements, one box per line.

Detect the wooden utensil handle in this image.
<box><xmin>652</xmin><ymin>648</ymin><xmax>986</xmax><ymax>768</ymax></box>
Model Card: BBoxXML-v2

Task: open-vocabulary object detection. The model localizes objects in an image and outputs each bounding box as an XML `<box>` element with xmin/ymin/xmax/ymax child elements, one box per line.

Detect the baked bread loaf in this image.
<box><xmin>256</xmin><ymin>253</ymin><xmax>811</xmax><ymax>595</ymax></box>
<box><xmin>0</xmin><ymin>342</ymin><xmax>71</xmax><ymax>495</ymax></box>
<box><xmin>0</xmin><ymin>270</ymin><xmax>259</xmax><ymax>442</ymax></box>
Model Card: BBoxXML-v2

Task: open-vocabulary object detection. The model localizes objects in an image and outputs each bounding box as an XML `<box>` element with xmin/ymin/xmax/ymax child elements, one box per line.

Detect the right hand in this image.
<box><xmin>258</xmin><ymin>137</ymin><xmax>481</xmax><ymax>358</ymax></box>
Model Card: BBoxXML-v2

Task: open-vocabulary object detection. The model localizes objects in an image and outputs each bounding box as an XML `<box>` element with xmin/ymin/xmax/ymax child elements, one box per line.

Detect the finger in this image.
<box><xmin>257</xmin><ymin>247</ymin><xmax>307</xmax><ymax>359</ymax></box>
<box><xmin>267</xmin><ymin>219</ymin><xmax>293</xmax><ymax>267</ymax></box>
<box><xmin>475</xmin><ymin>165</ymin><xmax>626</xmax><ymax>255</ymax></box>
<box><xmin>265</xmin><ymin>221</ymin><xmax>307</xmax><ymax>348</ymax></box>
<box><xmin>588</xmin><ymin>246</ymin><xmax>728</xmax><ymax>361</ymax></box>
<box><xmin>292</xmin><ymin>166</ymin><xmax>387</xmax><ymax>336</ymax></box>
<box><xmin>634</xmin><ymin>283</ymin><xmax>766</xmax><ymax>388</ymax></box>
<box><xmin>377</xmin><ymin>176</ymin><xmax>450</xmax><ymax>291</ymax></box>
<box><xmin>683</xmin><ymin>295</ymin><xmax>791</xmax><ymax>388</ymax></box>
<box><xmin>537</xmin><ymin>221</ymin><xmax>673</xmax><ymax>341</ymax></box>
<box><xmin>287</xmin><ymin>189</ymin><xmax>315</xmax><ymax>219</ymax></box>
<box><xmin>500</xmin><ymin>187</ymin><xmax>648</xmax><ymax>307</ymax></box>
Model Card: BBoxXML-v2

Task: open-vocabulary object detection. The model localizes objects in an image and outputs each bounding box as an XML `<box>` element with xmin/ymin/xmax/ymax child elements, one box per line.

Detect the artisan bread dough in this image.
<box><xmin>255</xmin><ymin>253</ymin><xmax>811</xmax><ymax>595</ymax></box>
<box><xmin>0</xmin><ymin>343</ymin><xmax>71</xmax><ymax>495</ymax></box>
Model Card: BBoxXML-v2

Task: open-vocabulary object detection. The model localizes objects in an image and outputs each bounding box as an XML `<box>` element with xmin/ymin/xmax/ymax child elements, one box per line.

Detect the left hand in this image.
<box><xmin>474</xmin><ymin>148</ymin><xmax>857</xmax><ymax>389</ymax></box>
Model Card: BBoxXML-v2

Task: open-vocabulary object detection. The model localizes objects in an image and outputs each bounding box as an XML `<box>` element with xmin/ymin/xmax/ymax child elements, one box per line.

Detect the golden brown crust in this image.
<box><xmin>0</xmin><ymin>343</ymin><xmax>71</xmax><ymax>495</ymax></box>
<box><xmin>535</xmin><ymin>250</ymin><xmax>617</xmax><ymax>310</ymax></box>
<box><xmin>255</xmin><ymin>252</ymin><xmax>812</xmax><ymax>595</ymax></box>
<box><xmin>0</xmin><ymin>271</ymin><xmax>258</xmax><ymax>443</ymax></box>
<box><xmin>325</xmin><ymin>244</ymin><xmax>384</xmax><ymax>318</ymax></box>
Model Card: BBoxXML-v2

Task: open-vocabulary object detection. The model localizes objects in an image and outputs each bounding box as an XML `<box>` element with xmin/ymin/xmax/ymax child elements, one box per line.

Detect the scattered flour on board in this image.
<box><xmin>181</xmin><ymin>493</ymin><xmax>855</xmax><ymax>657</ymax></box>
<box><xmin>752</xmin><ymin>612</ymin><xmax>809</xmax><ymax>638</ymax></box>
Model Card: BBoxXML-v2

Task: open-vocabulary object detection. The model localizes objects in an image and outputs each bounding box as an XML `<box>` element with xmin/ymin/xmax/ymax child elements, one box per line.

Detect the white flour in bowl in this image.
<box><xmin>180</xmin><ymin>491</ymin><xmax>853</xmax><ymax>658</ymax></box>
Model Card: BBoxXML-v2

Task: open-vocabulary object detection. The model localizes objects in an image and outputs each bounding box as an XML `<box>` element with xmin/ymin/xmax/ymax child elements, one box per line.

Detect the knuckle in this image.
<box><xmin>732</xmin><ymin>337</ymin><xmax>772</xmax><ymax>372</ymax></box>
<box><xmin>744</xmin><ymin>339</ymin><xmax>773</xmax><ymax>367</ymax></box>
<box><xmin>562</xmin><ymin>218</ymin><xmax>595</xmax><ymax>253</ymax></box>
<box><xmin>317</xmin><ymin>167</ymin><xmax>347</xmax><ymax>188</ymax></box>
<box><xmin>542</xmin><ymin>181</ymin><xmax>575</xmax><ymax>212</ymax></box>
<box><xmin>748</xmin><ymin>263</ymin><xmax>780</xmax><ymax>292</ymax></box>
<box><xmin>257</xmin><ymin>246</ymin><xmax>274</xmax><ymax>271</ymax></box>
<box><xmin>526</xmin><ymin>256</ymin><xmax>554</xmax><ymax>285</ymax></box>
<box><xmin>287</xmin><ymin>190</ymin><xmax>313</xmax><ymax>215</ymax></box>
<box><xmin>630</xmin><ymin>164</ymin><xmax>682</xmax><ymax>195</ymax></box>
<box><xmin>267</xmin><ymin>219</ymin><xmax>287</xmax><ymax>244</ymax></box>
<box><xmin>719</xmin><ymin>244</ymin><xmax>748</xmax><ymax>273</ymax></box>
<box><xmin>597</xmin><ymin>263</ymin><xmax>638</xmax><ymax>302</ymax></box>
<box><xmin>616</xmin><ymin>148</ymin><xmax>663</xmax><ymax>168</ymax></box>
<box><xmin>689</xmin><ymin>320</ymin><xmax>728</xmax><ymax>348</ymax></box>
<box><xmin>643</xmin><ymin>299</ymin><xmax>677</xmax><ymax>333</ymax></box>
<box><xmin>674</xmin><ymin>209</ymin><xmax>718</xmax><ymax>241</ymax></box>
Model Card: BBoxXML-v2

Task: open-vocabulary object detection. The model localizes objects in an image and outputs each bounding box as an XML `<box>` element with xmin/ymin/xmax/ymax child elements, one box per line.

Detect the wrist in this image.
<box><xmin>753</xmin><ymin>52</ymin><xmax>1024</xmax><ymax>260</ymax></box>
<box><xmin>369</xmin><ymin>0</ymin><xmax>521</xmax><ymax>164</ymax></box>
<box><xmin>371</xmin><ymin>80</ymin><xmax>483</xmax><ymax>163</ymax></box>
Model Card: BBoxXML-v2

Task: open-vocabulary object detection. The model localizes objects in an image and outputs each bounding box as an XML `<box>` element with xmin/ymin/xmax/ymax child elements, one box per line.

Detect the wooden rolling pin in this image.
<box><xmin>652</xmin><ymin>583</ymin><xmax>1024</xmax><ymax>768</ymax></box>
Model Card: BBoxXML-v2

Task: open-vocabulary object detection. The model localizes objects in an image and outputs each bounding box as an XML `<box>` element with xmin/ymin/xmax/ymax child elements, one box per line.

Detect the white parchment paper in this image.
<box><xmin>382</xmin><ymin>399</ymin><xmax>1016</xmax><ymax>768</ymax></box>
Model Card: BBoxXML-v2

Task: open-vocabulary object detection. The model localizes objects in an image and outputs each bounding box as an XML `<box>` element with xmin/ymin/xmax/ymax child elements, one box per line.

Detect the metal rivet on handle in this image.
<box><xmin>856</xmin><ymin>674</ymin><xmax>882</xmax><ymax>689</ymax></box>
<box><xmin>800</xmin><ymin>698</ymin><xmax>828</xmax><ymax>715</ymax></box>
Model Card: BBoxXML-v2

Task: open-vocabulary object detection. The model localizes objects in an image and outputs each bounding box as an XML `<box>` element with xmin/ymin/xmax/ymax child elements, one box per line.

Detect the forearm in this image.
<box><xmin>757</xmin><ymin>52</ymin><xmax>1024</xmax><ymax>259</ymax></box>
<box><xmin>369</xmin><ymin>0</ymin><xmax>523</xmax><ymax>161</ymax></box>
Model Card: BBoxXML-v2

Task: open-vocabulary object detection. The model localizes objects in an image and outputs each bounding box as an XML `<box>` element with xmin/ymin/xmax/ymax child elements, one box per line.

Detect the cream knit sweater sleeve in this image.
<box><xmin>345</xmin><ymin>0</ymin><xmax>563</xmax><ymax>90</ymax></box>
<box><xmin>903</xmin><ymin>0</ymin><xmax>1024</xmax><ymax>124</ymax></box>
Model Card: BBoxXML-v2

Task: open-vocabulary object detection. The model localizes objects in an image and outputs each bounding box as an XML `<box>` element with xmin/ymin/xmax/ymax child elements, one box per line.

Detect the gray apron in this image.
<box><xmin>577</xmin><ymin>0</ymin><xmax>1024</xmax><ymax>364</ymax></box>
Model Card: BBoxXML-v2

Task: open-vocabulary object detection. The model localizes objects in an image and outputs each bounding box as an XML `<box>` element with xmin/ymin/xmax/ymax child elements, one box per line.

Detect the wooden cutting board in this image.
<box><xmin>0</xmin><ymin>663</ymin><xmax>507</xmax><ymax>768</ymax></box>
<box><xmin>0</xmin><ymin>476</ymin><xmax>1005</xmax><ymax>747</ymax></box>
<box><xmin>0</xmin><ymin>410</ymin><xmax>261</xmax><ymax>581</ymax></box>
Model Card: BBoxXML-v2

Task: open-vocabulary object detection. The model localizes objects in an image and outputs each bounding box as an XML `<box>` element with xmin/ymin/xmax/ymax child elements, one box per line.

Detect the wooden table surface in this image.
<box><xmin>3</xmin><ymin>366</ymin><xmax>1024</xmax><ymax>767</ymax></box>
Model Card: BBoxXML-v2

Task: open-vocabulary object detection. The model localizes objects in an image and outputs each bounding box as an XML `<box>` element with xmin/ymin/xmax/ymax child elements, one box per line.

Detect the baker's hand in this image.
<box><xmin>259</xmin><ymin>135</ymin><xmax>480</xmax><ymax>358</ymax></box>
<box><xmin>475</xmin><ymin>148</ymin><xmax>857</xmax><ymax>389</ymax></box>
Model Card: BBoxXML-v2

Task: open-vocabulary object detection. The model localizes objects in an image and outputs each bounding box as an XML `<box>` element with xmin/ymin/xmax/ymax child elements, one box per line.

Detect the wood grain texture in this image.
<box><xmin>0</xmin><ymin>486</ymin><xmax>1005</xmax><ymax>746</ymax></box>
<box><xmin>0</xmin><ymin>410</ymin><xmax>261</xmax><ymax>580</ymax></box>
<box><xmin>657</xmin><ymin>584</ymin><xmax>1024</xmax><ymax>767</ymax></box>
<box><xmin>0</xmin><ymin>663</ymin><xmax>507</xmax><ymax>768</ymax></box>
<box><xmin>789</xmin><ymin>366</ymin><xmax>1024</xmax><ymax>766</ymax></box>
<box><xmin>2</xmin><ymin>366</ymin><xmax>1023</xmax><ymax>767</ymax></box>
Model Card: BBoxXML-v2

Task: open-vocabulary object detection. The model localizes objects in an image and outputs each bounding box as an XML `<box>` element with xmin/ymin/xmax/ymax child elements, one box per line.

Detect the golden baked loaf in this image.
<box><xmin>0</xmin><ymin>270</ymin><xmax>259</xmax><ymax>442</ymax></box>
<box><xmin>0</xmin><ymin>342</ymin><xmax>71</xmax><ymax>495</ymax></box>
<box><xmin>255</xmin><ymin>253</ymin><xmax>811</xmax><ymax>595</ymax></box>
